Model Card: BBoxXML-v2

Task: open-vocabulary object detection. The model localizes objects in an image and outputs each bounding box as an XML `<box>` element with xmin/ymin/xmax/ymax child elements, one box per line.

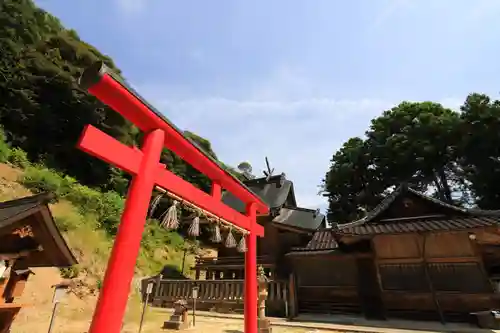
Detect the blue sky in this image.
<box><xmin>35</xmin><ymin>0</ymin><xmax>500</xmax><ymax>213</ymax></box>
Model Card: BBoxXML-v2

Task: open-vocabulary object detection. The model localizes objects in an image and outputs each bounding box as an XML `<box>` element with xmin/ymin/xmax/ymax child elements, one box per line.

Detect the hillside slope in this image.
<box><xmin>0</xmin><ymin>162</ymin><xmax>194</xmax><ymax>332</ymax></box>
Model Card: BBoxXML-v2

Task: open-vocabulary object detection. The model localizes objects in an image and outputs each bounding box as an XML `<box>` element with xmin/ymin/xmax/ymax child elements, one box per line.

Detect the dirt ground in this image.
<box><xmin>14</xmin><ymin>316</ymin><xmax>332</xmax><ymax>333</ymax></box>
<box><xmin>0</xmin><ymin>163</ymin><xmax>336</xmax><ymax>333</ymax></box>
<box><xmin>9</xmin><ymin>267</ymin><xmax>336</xmax><ymax>333</ymax></box>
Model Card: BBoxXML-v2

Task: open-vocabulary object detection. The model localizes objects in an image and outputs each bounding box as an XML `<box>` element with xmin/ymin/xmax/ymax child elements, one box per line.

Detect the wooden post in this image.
<box><xmin>421</xmin><ymin>233</ymin><xmax>445</xmax><ymax>324</ymax></box>
<box><xmin>154</xmin><ymin>274</ymin><xmax>163</xmax><ymax>303</ymax></box>
<box><xmin>181</xmin><ymin>248</ymin><xmax>188</xmax><ymax>275</ymax></box>
<box><xmin>368</xmin><ymin>238</ymin><xmax>386</xmax><ymax>320</ymax></box>
<box><xmin>288</xmin><ymin>273</ymin><xmax>297</xmax><ymax>319</ymax></box>
<box><xmin>139</xmin><ymin>282</ymin><xmax>154</xmax><ymax>333</ymax></box>
<box><xmin>47</xmin><ymin>302</ymin><xmax>59</xmax><ymax>333</ymax></box>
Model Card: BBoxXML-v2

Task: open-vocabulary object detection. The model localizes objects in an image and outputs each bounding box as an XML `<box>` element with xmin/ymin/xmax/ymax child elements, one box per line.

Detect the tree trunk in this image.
<box><xmin>436</xmin><ymin>168</ymin><xmax>453</xmax><ymax>203</ymax></box>
<box><xmin>433</xmin><ymin>173</ymin><xmax>445</xmax><ymax>201</ymax></box>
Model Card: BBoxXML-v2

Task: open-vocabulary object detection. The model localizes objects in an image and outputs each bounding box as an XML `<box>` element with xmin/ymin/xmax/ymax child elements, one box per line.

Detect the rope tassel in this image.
<box><xmin>237</xmin><ymin>234</ymin><xmax>247</xmax><ymax>253</ymax></box>
<box><xmin>148</xmin><ymin>194</ymin><xmax>163</xmax><ymax>218</ymax></box>
<box><xmin>225</xmin><ymin>228</ymin><xmax>237</xmax><ymax>248</ymax></box>
<box><xmin>188</xmin><ymin>216</ymin><xmax>200</xmax><ymax>237</ymax></box>
<box><xmin>211</xmin><ymin>223</ymin><xmax>222</xmax><ymax>243</ymax></box>
<box><xmin>160</xmin><ymin>200</ymin><xmax>179</xmax><ymax>230</ymax></box>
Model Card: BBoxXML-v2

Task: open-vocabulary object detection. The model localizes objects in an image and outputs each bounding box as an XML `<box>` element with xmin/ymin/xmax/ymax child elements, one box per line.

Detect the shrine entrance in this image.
<box><xmin>77</xmin><ymin>61</ymin><xmax>269</xmax><ymax>333</ymax></box>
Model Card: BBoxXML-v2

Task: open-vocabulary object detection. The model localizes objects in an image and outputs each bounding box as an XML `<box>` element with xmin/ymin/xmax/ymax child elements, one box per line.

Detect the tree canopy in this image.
<box><xmin>322</xmin><ymin>95</ymin><xmax>500</xmax><ymax>223</ymax></box>
<box><xmin>0</xmin><ymin>0</ymin><xmax>242</xmax><ymax>197</ymax></box>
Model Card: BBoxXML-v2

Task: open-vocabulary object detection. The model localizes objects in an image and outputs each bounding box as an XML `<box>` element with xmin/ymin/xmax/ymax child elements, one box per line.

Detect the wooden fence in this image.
<box><xmin>141</xmin><ymin>276</ymin><xmax>289</xmax><ymax>317</ymax></box>
<box><xmin>194</xmin><ymin>255</ymin><xmax>275</xmax><ymax>267</ymax></box>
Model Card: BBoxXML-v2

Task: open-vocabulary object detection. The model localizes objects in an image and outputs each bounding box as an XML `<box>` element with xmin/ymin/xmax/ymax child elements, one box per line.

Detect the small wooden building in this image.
<box><xmin>0</xmin><ymin>192</ymin><xmax>77</xmax><ymax>331</ymax></box>
<box><xmin>287</xmin><ymin>184</ymin><xmax>500</xmax><ymax>322</ymax></box>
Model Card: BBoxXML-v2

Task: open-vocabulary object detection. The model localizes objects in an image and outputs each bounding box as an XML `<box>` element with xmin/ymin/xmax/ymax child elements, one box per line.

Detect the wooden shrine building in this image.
<box><xmin>193</xmin><ymin>173</ymin><xmax>327</xmax><ymax>281</ymax></box>
<box><xmin>146</xmin><ymin>173</ymin><xmax>326</xmax><ymax>316</ymax></box>
<box><xmin>0</xmin><ymin>192</ymin><xmax>77</xmax><ymax>331</ymax></box>
<box><xmin>146</xmin><ymin>179</ymin><xmax>500</xmax><ymax>323</ymax></box>
<box><xmin>288</xmin><ymin>184</ymin><xmax>500</xmax><ymax>322</ymax></box>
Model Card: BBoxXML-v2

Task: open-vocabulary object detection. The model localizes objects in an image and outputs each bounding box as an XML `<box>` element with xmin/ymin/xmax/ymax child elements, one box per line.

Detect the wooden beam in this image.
<box><xmin>0</xmin><ymin>245</ymin><xmax>43</xmax><ymax>261</ymax></box>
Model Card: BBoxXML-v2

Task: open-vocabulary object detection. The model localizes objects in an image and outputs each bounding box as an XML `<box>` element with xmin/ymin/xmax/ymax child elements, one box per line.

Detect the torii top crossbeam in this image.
<box><xmin>80</xmin><ymin>62</ymin><xmax>268</xmax><ymax>219</ymax></box>
<box><xmin>77</xmin><ymin>61</ymin><xmax>269</xmax><ymax>333</ymax></box>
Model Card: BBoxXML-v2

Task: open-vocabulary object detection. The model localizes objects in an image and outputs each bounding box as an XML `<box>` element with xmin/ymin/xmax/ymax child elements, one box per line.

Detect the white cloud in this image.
<box><xmin>132</xmin><ymin>67</ymin><xmax>466</xmax><ymax>215</ymax></box>
<box><xmin>371</xmin><ymin>0</ymin><xmax>413</xmax><ymax>29</ymax></box>
<box><xmin>369</xmin><ymin>0</ymin><xmax>500</xmax><ymax>36</ymax></box>
<box><xmin>114</xmin><ymin>0</ymin><xmax>148</xmax><ymax>14</ymax></box>
<box><xmin>142</xmin><ymin>94</ymin><xmax>393</xmax><ymax>212</ymax></box>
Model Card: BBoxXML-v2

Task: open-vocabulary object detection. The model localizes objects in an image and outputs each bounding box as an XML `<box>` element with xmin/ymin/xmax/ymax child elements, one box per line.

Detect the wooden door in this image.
<box><xmin>294</xmin><ymin>256</ymin><xmax>360</xmax><ymax>314</ymax></box>
<box><xmin>356</xmin><ymin>257</ymin><xmax>385</xmax><ymax>319</ymax></box>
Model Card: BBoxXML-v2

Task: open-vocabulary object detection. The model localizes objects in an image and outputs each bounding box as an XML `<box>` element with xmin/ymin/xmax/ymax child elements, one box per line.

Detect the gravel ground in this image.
<box><xmin>136</xmin><ymin>316</ymin><xmax>337</xmax><ymax>333</ymax></box>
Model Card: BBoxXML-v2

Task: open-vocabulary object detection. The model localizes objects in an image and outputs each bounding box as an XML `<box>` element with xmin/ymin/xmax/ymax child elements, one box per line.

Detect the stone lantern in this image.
<box><xmin>257</xmin><ymin>265</ymin><xmax>272</xmax><ymax>333</ymax></box>
<box><xmin>163</xmin><ymin>299</ymin><xmax>190</xmax><ymax>330</ymax></box>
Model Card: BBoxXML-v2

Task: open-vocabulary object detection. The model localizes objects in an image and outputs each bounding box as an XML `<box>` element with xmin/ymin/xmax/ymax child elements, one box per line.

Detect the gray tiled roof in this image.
<box><xmin>338</xmin><ymin>216</ymin><xmax>500</xmax><ymax>235</ymax></box>
<box><xmin>222</xmin><ymin>174</ymin><xmax>296</xmax><ymax>213</ymax></box>
<box><xmin>0</xmin><ymin>192</ymin><xmax>77</xmax><ymax>267</ymax></box>
<box><xmin>334</xmin><ymin>184</ymin><xmax>478</xmax><ymax>230</ymax></box>
<box><xmin>0</xmin><ymin>192</ymin><xmax>54</xmax><ymax>226</ymax></box>
<box><xmin>221</xmin><ymin>174</ymin><xmax>326</xmax><ymax>232</ymax></box>
<box><xmin>334</xmin><ymin>184</ymin><xmax>500</xmax><ymax>235</ymax></box>
<box><xmin>272</xmin><ymin>206</ymin><xmax>325</xmax><ymax>230</ymax></box>
<box><xmin>288</xmin><ymin>229</ymin><xmax>338</xmax><ymax>253</ymax></box>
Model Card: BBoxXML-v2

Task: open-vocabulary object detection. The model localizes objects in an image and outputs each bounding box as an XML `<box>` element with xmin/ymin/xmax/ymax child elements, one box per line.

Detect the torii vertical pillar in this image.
<box><xmin>245</xmin><ymin>203</ymin><xmax>258</xmax><ymax>333</ymax></box>
<box><xmin>89</xmin><ymin>129</ymin><xmax>165</xmax><ymax>333</ymax></box>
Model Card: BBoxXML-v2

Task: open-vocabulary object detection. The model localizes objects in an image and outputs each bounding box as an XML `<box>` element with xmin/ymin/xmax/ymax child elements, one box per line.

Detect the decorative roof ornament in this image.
<box><xmin>263</xmin><ymin>157</ymin><xmax>275</xmax><ymax>181</ymax></box>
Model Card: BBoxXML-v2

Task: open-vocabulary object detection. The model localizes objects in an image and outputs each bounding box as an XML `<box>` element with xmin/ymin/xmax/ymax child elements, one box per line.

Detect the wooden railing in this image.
<box><xmin>194</xmin><ymin>255</ymin><xmax>275</xmax><ymax>267</ymax></box>
<box><xmin>141</xmin><ymin>277</ymin><xmax>289</xmax><ymax>317</ymax></box>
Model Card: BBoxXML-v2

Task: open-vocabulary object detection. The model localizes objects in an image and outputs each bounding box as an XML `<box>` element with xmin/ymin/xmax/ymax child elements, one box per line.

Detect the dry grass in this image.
<box><xmin>0</xmin><ymin>163</ymin><xmax>199</xmax><ymax>332</ymax></box>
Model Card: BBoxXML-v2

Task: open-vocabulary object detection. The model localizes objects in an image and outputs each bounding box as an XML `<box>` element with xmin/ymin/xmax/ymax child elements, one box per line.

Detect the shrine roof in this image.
<box><xmin>0</xmin><ymin>193</ymin><xmax>52</xmax><ymax>226</ymax></box>
<box><xmin>222</xmin><ymin>174</ymin><xmax>296</xmax><ymax>213</ymax></box>
<box><xmin>333</xmin><ymin>184</ymin><xmax>500</xmax><ymax>236</ymax></box>
<box><xmin>336</xmin><ymin>215</ymin><xmax>500</xmax><ymax>236</ymax></box>
<box><xmin>0</xmin><ymin>193</ymin><xmax>77</xmax><ymax>267</ymax></box>
<box><xmin>289</xmin><ymin>185</ymin><xmax>500</xmax><ymax>255</ymax></box>
<box><xmin>272</xmin><ymin>206</ymin><xmax>326</xmax><ymax>231</ymax></box>
<box><xmin>287</xmin><ymin>229</ymin><xmax>338</xmax><ymax>253</ymax></box>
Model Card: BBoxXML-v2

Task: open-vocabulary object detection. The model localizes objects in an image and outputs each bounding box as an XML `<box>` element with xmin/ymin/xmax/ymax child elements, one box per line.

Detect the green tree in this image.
<box><xmin>323</xmin><ymin>101</ymin><xmax>462</xmax><ymax>222</ymax></box>
<box><xmin>458</xmin><ymin>93</ymin><xmax>500</xmax><ymax>209</ymax></box>
<box><xmin>0</xmin><ymin>0</ymin><xmax>242</xmax><ymax>197</ymax></box>
<box><xmin>322</xmin><ymin>137</ymin><xmax>382</xmax><ymax>222</ymax></box>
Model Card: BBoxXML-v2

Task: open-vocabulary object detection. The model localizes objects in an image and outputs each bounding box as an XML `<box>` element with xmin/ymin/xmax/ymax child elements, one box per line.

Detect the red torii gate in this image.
<box><xmin>77</xmin><ymin>62</ymin><xmax>269</xmax><ymax>333</ymax></box>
